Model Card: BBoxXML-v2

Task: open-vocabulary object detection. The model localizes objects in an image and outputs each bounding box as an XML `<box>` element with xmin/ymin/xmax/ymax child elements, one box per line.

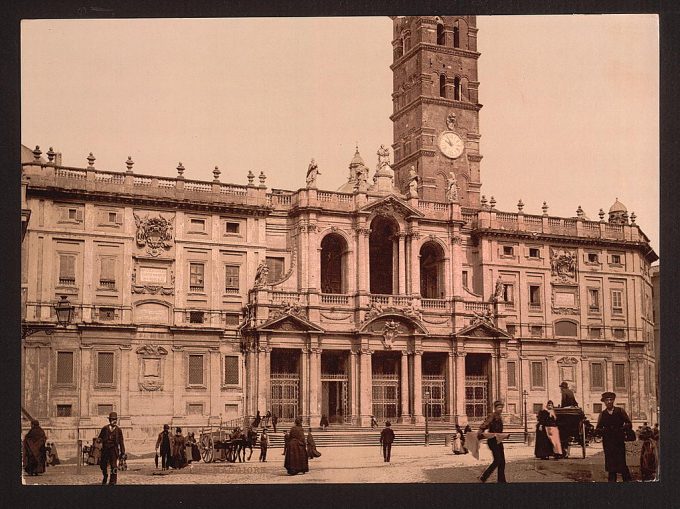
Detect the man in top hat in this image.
<box><xmin>98</xmin><ymin>412</ymin><xmax>125</xmax><ymax>485</ymax></box>
<box><xmin>559</xmin><ymin>381</ymin><xmax>578</xmax><ymax>408</ymax></box>
<box><xmin>380</xmin><ymin>421</ymin><xmax>395</xmax><ymax>463</ymax></box>
<box><xmin>596</xmin><ymin>391</ymin><xmax>632</xmax><ymax>481</ymax></box>
<box><xmin>155</xmin><ymin>424</ymin><xmax>172</xmax><ymax>470</ymax></box>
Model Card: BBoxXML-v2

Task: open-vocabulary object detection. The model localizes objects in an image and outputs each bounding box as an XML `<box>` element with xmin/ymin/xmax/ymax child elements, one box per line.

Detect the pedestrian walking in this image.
<box><xmin>639</xmin><ymin>423</ymin><xmax>657</xmax><ymax>481</ymax></box>
<box><xmin>253</xmin><ymin>410</ymin><xmax>262</xmax><ymax>428</ymax></box>
<box><xmin>320</xmin><ymin>415</ymin><xmax>329</xmax><ymax>430</ymax></box>
<box><xmin>284</xmin><ymin>418</ymin><xmax>309</xmax><ymax>475</ymax></box>
<box><xmin>155</xmin><ymin>424</ymin><xmax>172</xmax><ymax>470</ymax></box>
<box><xmin>171</xmin><ymin>427</ymin><xmax>187</xmax><ymax>469</ymax></box>
<box><xmin>259</xmin><ymin>428</ymin><xmax>269</xmax><ymax>462</ymax></box>
<box><xmin>264</xmin><ymin>410</ymin><xmax>272</xmax><ymax>429</ymax></box>
<box><xmin>23</xmin><ymin>420</ymin><xmax>47</xmax><ymax>476</ymax></box>
<box><xmin>535</xmin><ymin>400</ymin><xmax>563</xmax><ymax>460</ymax></box>
<box><xmin>98</xmin><ymin>412</ymin><xmax>125</xmax><ymax>485</ymax></box>
<box><xmin>478</xmin><ymin>401</ymin><xmax>508</xmax><ymax>483</ymax></box>
<box><xmin>306</xmin><ymin>428</ymin><xmax>321</xmax><ymax>459</ymax></box>
<box><xmin>282</xmin><ymin>430</ymin><xmax>289</xmax><ymax>456</ymax></box>
<box><xmin>371</xmin><ymin>415</ymin><xmax>378</xmax><ymax>429</ymax></box>
<box><xmin>596</xmin><ymin>391</ymin><xmax>633</xmax><ymax>482</ymax></box>
<box><xmin>380</xmin><ymin>421</ymin><xmax>395</xmax><ymax>463</ymax></box>
<box><xmin>272</xmin><ymin>413</ymin><xmax>278</xmax><ymax>433</ymax></box>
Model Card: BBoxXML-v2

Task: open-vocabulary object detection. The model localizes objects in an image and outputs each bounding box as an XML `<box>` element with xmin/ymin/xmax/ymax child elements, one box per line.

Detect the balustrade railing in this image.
<box><xmin>320</xmin><ymin>294</ymin><xmax>350</xmax><ymax>305</ymax></box>
<box><xmin>270</xmin><ymin>291</ymin><xmax>301</xmax><ymax>303</ymax></box>
<box><xmin>421</xmin><ymin>298</ymin><xmax>447</xmax><ymax>310</ymax></box>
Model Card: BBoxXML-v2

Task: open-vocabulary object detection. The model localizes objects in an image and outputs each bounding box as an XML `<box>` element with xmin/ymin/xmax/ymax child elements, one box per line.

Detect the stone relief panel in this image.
<box><xmin>550</xmin><ymin>248</ymin><xmax>576</xmax><ymax>284</ymax></box>
<box><xmin>134</xmin><ymin>212</ymin><xmax>174</xmax><ymax>257</ymax></box>
<box><xmin>136</xmin><ymin>344</ymin><xmax>168</xmax><ymax>391</ymax></box>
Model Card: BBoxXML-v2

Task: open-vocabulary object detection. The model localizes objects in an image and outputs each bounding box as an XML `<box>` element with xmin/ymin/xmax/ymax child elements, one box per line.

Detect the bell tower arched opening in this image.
<box><xmin>369</xmin><ymin>215</ymin><xmax>399</xmax><ymax>295</ymax></box>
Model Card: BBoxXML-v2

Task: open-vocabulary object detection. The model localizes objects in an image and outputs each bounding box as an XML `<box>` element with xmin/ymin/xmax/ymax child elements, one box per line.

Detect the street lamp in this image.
<box><xmin>424</xmin><ymin>389</ymin><xmax>430</xmax><ymax>446</ymax></box>
<box><xmin>22</xmin><ymin>295</ymin><xmax>74</xmax><ymax>339</ymax></box>
<box><xmin>522</xmin><ymin>389</ymin><xmax>528</xmax><ymax>444</ymax></box>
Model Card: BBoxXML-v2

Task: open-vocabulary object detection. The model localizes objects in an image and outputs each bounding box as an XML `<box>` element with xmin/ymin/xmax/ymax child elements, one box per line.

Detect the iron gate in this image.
<box><xmin>372</xmin><ymin>374</ymin><xmax>400</xmax><ymax>420</ymax></box>
<box><xmin>271</xmin><ymin>372</ymin><xmax>299</xmax><ymax>422</ymax></box>
<box><xmin>422</xmin><ymin>375</ymin><xmax>446</xmax><ymax>420</ymax></box>
<box><xmin>321</xmin><ymin>373</ymin><xmax>350</xmax><ymax>423</ymax></box>
<box><xmin>465</xmin><ymin>375</ymin><xmax>488</xmax><ymax>420</ymax></box>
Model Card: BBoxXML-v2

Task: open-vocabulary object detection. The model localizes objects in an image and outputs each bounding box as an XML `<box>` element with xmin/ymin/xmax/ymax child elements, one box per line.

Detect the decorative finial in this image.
<box><xmin>247</xmin><ymin>170</ymin><xmax>255</xmax><ymax>186</ymax></box>
<box><xmin>489</xmin><ymin>196</ymin><xmax>496</xmax><ymax>209</ymax></box>
<box><xmin>176</xmin><ymin>162</ymin><xmax>185</xmax><ymax>178</ymax></box>
<box><xmin>480</xmin><ymin>195</ymin><xmax>488</xmax><ymax>208</ymax></box>
<box><xmin>599</xmin><ymin>208</ymin><xmax>605</xmax><ymax>221</ymax></box>
<box><xmin>86</xmin><ymin>152</ymin><xmax>96</xmax><ymax>169</ymax></box>
<box><xmin>517</xmin><ymin>199</ymin><xmax>524</xmax><ymax>213</ymax></box>
<box><xmin>32</xmin><ymin>145</ymin><xmax>42</xmax><ymax>161</ymax></box>
<box><xmin>213</xmin><ymin>166</ymin><xmax>221</xmax><ymax>182</ymax></box>
<box><xmin>259</xmin><ymin>171</ymin><xmax>267</xmax><ymax>186</ymax></box>
<box><xmin>630</xmin><ymin>211</ymin><xmax>636</xmax><ymax>225</ymax></box>
<box><xmin>125</xmin><ymin>156</ymin><xmax>134</xmax><ymax>173</ymax></box>
<box><xmin>542</xmin><ymin>201</ymin><xmax>549</xmax><ymax>216</ymax></box>
<box><xmin>576</xmin><ymin>205</ymin><xmax>584</xmax><ymax>218</ymax></box>
<box><xmin>47</xmin><ymin>147</ymin><xmax>56</xmax><ymax>163</ymax></box>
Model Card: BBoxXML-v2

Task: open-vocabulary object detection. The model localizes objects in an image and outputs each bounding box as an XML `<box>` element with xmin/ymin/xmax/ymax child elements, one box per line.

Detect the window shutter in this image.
<box><xmin>189</xmin><ymin>355</ymin><xmax>204</xmax><ymax>385</ymax></box>
<box><xmin>97</xmin><ymin>352</ymin><xmax>114</xmax><ymax>384</ymax></box>
<box><xmin>56</xmin><ymin>352</ymin><xmax>74</xmax><ymax>384</ymax></box>
<box><xmin>76</xmin><ymin>209</ymin><xmax>84</xmax><ymax>221</ymax></box>
<box><xmin>224</xmin><ymin>356</ymin><xmax>239</xmax><ymax>384</ymax></box>
<box><xmin>115</xmin><ymin>212</ymin><xmax>123</xmax><ymax>224</ymax></box>
<box><xmin>100</xmin><ymin>257</ymin><xmax>116</xmax><ymax>281</ymax></box>
<box><xmin>60</xmin><ymin>255</ymin><xmax>76</xmax><ymax>279</ymax></box>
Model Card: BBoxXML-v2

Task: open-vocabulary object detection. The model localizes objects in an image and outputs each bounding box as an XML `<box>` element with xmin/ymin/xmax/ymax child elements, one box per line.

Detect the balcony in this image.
<box><xmin>320</xmin><ymin>294</ymin><xmax>350</xmax><ymax>305</ymax></box>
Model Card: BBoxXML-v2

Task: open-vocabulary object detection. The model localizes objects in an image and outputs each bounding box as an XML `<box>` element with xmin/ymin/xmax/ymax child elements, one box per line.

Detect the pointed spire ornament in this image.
<box><xmin>213</xmin><ymin>166</ymin><xmax>221</xmax><ymax>182</ymax></box>
<box><xmin>176</xmin><ymin>162</ymin><xmax>185</xmax><ymax>178</ymax></box>
<box><xmin>87</xmin><ymin>152</ymin><xmax>96</xmax><ymax>169</ymax></box>
<box><xmin>247</xmin><ymin>170</ymin><xmax>255</xmax><ymax>186</ymax></box>
<box><xmin>47</xmin><ymin>147</ymin><xmax>56</xmax><ymax>163</ymax></box>
<box><xmin>125</xmin><ymin>156</ymin><xmax>134</xmax><ymax>173</ymax></box>
<box><xmin>542</xmin><ymin>201</ymin><xmax>549</xmax><ymax>216</ymax></box>
<box><xmin>517</xmin><ymin>199</ymin><xmax>524</xmax><ymax>213</ymax></box>
<box><xmin>599</xmin><ymin>208</ymin><xmax>605</xmax><ymax>222</ymax></box>
<box><xmin>489</xmin><ymin>196</ymin><xmax>496</xmax><ymax>209</ymax></box>
<box><xmin>32</xmin><ymin>145</ymin><xmax>42</xmax><ymax>161</ymax></box>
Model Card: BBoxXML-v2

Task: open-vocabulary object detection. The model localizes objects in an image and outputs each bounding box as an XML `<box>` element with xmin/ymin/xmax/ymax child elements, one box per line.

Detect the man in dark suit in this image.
<box><xmin>98</xmin><ymin>412</ymin><xmax>125</xmax><ymax>485</ymax></box>
<box><xmin>380</xmin><ymin>421</ymin><xmax>395</xmax><ymax>462</ymax></box>
<box><xmin>560</xmin><ymin>382</ymin><xmax>578</xmax><ymax>407</ymax></box>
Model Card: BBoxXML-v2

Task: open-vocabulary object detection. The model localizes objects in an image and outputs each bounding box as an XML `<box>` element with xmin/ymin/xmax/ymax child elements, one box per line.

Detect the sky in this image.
<box><xmin>21</xmin><ymin>15</ymin><xmax>659</xmax><ymax>253</ymax></box>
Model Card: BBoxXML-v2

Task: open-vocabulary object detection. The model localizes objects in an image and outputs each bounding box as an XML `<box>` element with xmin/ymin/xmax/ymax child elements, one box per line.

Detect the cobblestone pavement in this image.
<box><xmin>22</xmin><ymin>443</ymin><xmax>647</xmax><ymax>485</ymax></box>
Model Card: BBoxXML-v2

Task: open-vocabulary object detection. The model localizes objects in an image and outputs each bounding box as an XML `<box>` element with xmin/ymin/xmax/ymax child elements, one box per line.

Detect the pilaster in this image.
<box><xmin>359</xmin><ymin>344</ymin><xmax>373</xmax><ymax>426</ymax></box>
<box><xmin>455</xmin><ymin>351</ymin><xmax>466</xmax><ymax>423</ymax></box>
<box><xmin>412</xmin><ymin>348</ymin><xmax>424</xmax><ymax>423</ymax></box>
<box><xmin>399</xmin><ymin>349</ymin><xmax>410</xmax><ymax>422</ymax></box>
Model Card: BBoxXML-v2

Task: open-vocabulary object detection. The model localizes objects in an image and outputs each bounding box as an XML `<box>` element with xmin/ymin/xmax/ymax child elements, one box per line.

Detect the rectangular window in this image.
<box><xmin>188</xmin><ymin>354</ymin><xmax>204</xmax><ymax>386</ymax></box>
<box><xmin>533</xmin><ymin>403</ymin><xmax>543</xmax><ymax>415</ymax></box>
<box><xmin>531</xmin><ymin>361</ymin><xmax>544</xmax><ymax>388</ymax></box>
<box><xmin>588</xmin><ymin>327</ymin><xmax>602</xmax><ymax>339</ymax></box>
<box><xmin>506</xmin><ymin>324</ymin><xmax>516</xmax><ymax>336</ymax></box>
<box><xmin>588</xmin><ymin>253</ymin><xmax>599</xmax><ymax>263</ymax></box>
<box><xmin>99</xmin><ymin>257</ymin><xmax>116</xmax><ymax>289</ymax></box>
<box><xmin>97</xmin><ymin>404</ymin><xmax>113</xmax><ymax>416</ymax></box>
<box><xmin>502</xmin><ymin>284</ymin><xmax>514</xmax><ymax>305</ymax></box>
<box><xmin>588</xmin><ymin>288</ymin><xmax>600</xmax><ymax>311</ymax></box>
<box><xmin>530</xmin><ymin>326</ymin><xmax>542</xmax><ymax>338</ymax></box>
<box><xmin>611</xmin><ymin>254</ymin><xmax>622</xmax><ymax>264</ymax></box>
<box><xmin>611</xmin><ymin>290</ymin><xmax>623</xmax><ymax>314</ymax></box>
<box><xmin>614</xmin><ymin>363</ymin><xmax>626</xmax><ymax>389</ymax></box>
<box><xmin>529</xmin><ymin>247</ymin><xmax>540</xmax><ymax>258</ymax></box>
<box><xmin>266</xmin><ymin>257</ymin><xmax>285</xmax><ymax>282</ymax></box>
<box><xmin>189</xmin><ymin>218</ymin><xmax>206</xmax><ymax>231</ymax></box>
<box><xmin>612</xmin><ymin>328</ymin><xmax>625</xmax><ymax>339</ymax></box>
<box><xmin>56</xmin><ymin>351</ymin><xmax>74</xmax><ymax>384</ymax></box>
<box><xmin>593</xmin><ymin>403</ymin><xmax>602</xmax><ymax>414</ymax></box>
<box><xmin>97</xmin><ymin>352</ymin><xmax>114</xmax><ymax>385</ymax></box>
<box><xmin>99</xmin><ymin>307</ymin><xmax>115</xmax><ymax>320</ymax></box>
<box><xmin>189</xmin><ymin>263</ymin><xmax>205</xmax><ymax>292</ymax></box>
<box><xmin>56</xmin><ymin>404</ymin><xmax>72</xmax><ymax>417</ymax></box>
<box><xmin>590</xmin><ymin>362</ymin><xmax>604</xmax><ymax>390</ymax></box>
<box><xmin>68</xmin><ymin>208</ymin><xmax>77</xmax><ymax>220</ymax></box>
<box><xmin>529</xmin><ymin>285</ymin><xmax>541</xmax><ymax>307</ymax></box>
<box><xmin>59</xmin><ymin>254</ymin><xmax>76</xmax><ymax>286</ymax></box>
<box><xmin>225</xmin><ymin>265</ymin><xmax>240</xmax><ymax>293</ymax></box>
<box><xmin>224</xmin><ymin>356</ymin><xmax>239</xmax><ymax>385</ymax></box>
<box><xmin>502</xmin><ymin>246</ymin><xmax>514</xmax><ymax>256</ymax></box>
<box><xmin>462</xmin><ymin>271</ymin><xmax>468</xmax><ymax>288</ymax></box>
<box><xmin>187</xmin><ymin>403</ymin><xmax>204</xmax><ymax>415</ymax></box>
<box><xmin>225</xmin><ymin>222</ymin><xmax>240</xmax><ymax>234</ymax></box>
<box><xmin>189</xmin><ymin>311</ymin><xmax>205</xmax><ymax>324</ymax></box>
<box><xmin>507</xmin><ymin>361</ymin><xmax>517</xmax><ymax>387</ymax></box>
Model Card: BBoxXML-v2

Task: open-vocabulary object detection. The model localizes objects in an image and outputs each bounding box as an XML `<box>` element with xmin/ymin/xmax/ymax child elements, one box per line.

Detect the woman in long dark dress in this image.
<box><xmin>284</xmin><ymin>418</ymin><xmax>309</xmax><ymax>475</ymax></box>
<box><xmin>596</xmin><ymin>392</ymin><xmax>633</xmax><ymax>482</ymax></box>
<box><xmin>535</xmin><ymin>401</ymin><xmax>562</xmax><ymax>459</ymax></box>
<box><xmin>171</xmin><ymin>427</ymin><xmax>187</xmax><ymax>469</ymax></box>
<box><xmin>306</xmin><ymin>428</ymin><xmax>321</xmax><ymax>459</ymax></box>
<box><xmin>23</xmin><ymin>420</ymin><xmax>47</xmax><ymax>475</ymax></box>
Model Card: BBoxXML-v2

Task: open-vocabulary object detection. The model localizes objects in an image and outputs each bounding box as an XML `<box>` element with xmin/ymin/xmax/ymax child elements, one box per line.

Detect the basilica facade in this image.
<box><xmin>21</xmin><ymin>16</ymin><xmax>658</xmax><ymax>454</ymax></box>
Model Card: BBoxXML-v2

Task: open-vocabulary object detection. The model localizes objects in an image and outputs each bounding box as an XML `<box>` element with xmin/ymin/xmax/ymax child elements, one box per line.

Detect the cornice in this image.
<box><xmin>390</xmin><ymin>96</ymin><xmax>482</xmax><ymax>123</ymax></box>
<box><xmin>390</xmin><ymin>43</ymin><xmax>480</xmax><ymax>71</ymax></box>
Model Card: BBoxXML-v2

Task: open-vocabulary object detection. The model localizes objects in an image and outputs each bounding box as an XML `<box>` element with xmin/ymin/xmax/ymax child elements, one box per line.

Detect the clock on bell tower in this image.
<box><xmin>390</xmin><ymin>16</ymin><xmax>482</xmax><ymax>207</ymax></box>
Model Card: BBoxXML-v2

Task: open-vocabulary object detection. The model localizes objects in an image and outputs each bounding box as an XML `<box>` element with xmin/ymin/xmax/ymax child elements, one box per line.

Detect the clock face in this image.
<box><xmin>439</xmin><ymin>132</ymin><xmax>465</xmax><ymax>159</ymax></box>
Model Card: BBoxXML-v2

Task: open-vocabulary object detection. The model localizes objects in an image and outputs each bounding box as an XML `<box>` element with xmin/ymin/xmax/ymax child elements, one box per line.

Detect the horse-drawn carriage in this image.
<box><xmin>198</xmin><ymin>418</ymin><xmax>257</xmax><ymax>463</ymax></box>
<box><xmin>554</xmin><ymin>407</ymin><xmax>588</xmax><ymax>458</ymax></box>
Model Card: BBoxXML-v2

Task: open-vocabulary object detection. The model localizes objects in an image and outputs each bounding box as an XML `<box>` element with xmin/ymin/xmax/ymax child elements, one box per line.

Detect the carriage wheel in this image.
<box><xmin>200</xmin><ymin>434</ymin><xmax>214</xmax><ymax>463</ymax></box>
<box><xmin>581</xmin><ymin>421</ymin><xmax>587</xmax><ymax>458</ymax></box>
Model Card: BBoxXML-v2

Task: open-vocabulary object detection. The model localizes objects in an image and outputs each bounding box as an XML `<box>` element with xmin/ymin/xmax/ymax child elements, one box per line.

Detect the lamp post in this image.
<box><xmin>21</xmin><ymin>295</ymin><xmax>74</xmax><ymax>339</ymax></box>
<box><xmin>522</xmin><ymin>389</ymin><xmax>528</xmax><ymax>444</ymax></box>
<box><xmin>424</xmin><ymin>389</ymin><xmax>430</xmax><ymax>446</ymax></box>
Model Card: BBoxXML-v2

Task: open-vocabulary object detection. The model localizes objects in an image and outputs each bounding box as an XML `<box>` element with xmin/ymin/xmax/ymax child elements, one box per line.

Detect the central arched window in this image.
<box><xmin>440</xmin><ymin>74</ymin><xmax>447</xmax><ymax>98</ymax></box>
<box><xmin>453</xmin><ymin>21</ymin><xmax>460</xmax><ymax>48</ymax></box>
<box><xmin>369</xmin><ymin>215</ymin><xmax>399</xmax><ymax>295</ymax></box>
<box><xmin>420</xmin><ymin>241</ymin><xmax>445</xmax><ymax>298</ymax></box>
<box><xmin>453</xmin><ymin>77</ymin><xmax>461</xmax><ymax>101</ymax></box>
<box><xmin>320</xmin><ymin>233</ymin><xmax>348</xmax><ymax>294</ymax></box>
<box><xmin>437</xmin><ymin>23</ymin><xmax>445</xmax><ymax>45</ymax></box>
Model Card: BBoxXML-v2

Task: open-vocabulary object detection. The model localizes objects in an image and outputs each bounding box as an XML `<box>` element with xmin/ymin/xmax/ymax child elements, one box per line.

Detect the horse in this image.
<box><xmin>235</xmin><ymin>428</ymin><xmax>258</xmax><ymax>462</ymax></box>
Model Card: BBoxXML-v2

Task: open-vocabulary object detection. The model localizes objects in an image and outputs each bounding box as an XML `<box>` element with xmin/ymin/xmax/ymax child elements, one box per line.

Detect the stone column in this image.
<box><xmin>300</xmin><ymin>224</ymin><xmax>309</xmax><ymax>290</ymax></box>
<box><xmin>455</xmin><ymin>352</ymin><xmax>466</xmax><ymax>422</ymax></box>
<box><xmin>447</xmin><ymin>351</ymin><xmax>455</xmax><ymax>422</ymax></box>
<box><xmin>451</xmin><ymin>234</ymin><xmax>463</xmax><ymax>298</ymax></box>
<box><xmin>120</xmin><ymin>346</ymin><xmax>131</xmax><ymax>416</ymax></box>
<box><xmin>399</xmin><ymin>349</ymin><xmax>410</xmax><ymax>422</ymax></box>
<box><xmin>355</xmin><ymin>224</ymin><xmax>370</xmax><ymax>293</ymax></box>
<box><xmin>412</xmin><ymin>349</ymin><xmax>424</xmax><ymax>423</ymax></box>
<box><xmin>210</xmin><ymin>349</ymin><xmax>221</xmax><ymax>417</ymax></box>
<box><xmin>491</xmin><ymin>352</ymin><xmax>499</xmax><ymax>404</ymax></box>
<box><xmin>398</xmin><ymin>233</ymin><xmax>406</xmax><ymax>294</ymax></box>
<box><xmin>301</xmin><ymin>347</ymin><xmax>310</xmax><ymax>425</ymax></box>
<box><xmin>308</xmin><ymin>221</ymin><xmax>319</xmax><ymax>292</ymax></box>
<box><xmin>80</xmin><ymin>347</ymin><xmax>92</xmax><ymax>418</ymax></box>
<box><xmin>359</xmin><ymin>345</ymin><xmax>373</xmax><ymax>426</ymax></box>
<box><xmin>409</xmin><ymin>232</ymin><xmax>421</xmax><ymax>296</ymax></box>
<box><xmin>350</xmin><ymin>348</ymin><xmax>360</xmax><ymax>424</ymax></box>
<box><xmin>172</xmin><ymin>346</ymin><xmax>183</xmax><ymax>417</ymax></box>
<box><xmin>309</xmin><ymin>347</ymin><xmax>322</xmax><ymax>425</ymax></box>
<box><xmin>256</xmin><ymin>346</ymin><xmax>268</xmax><ymax>417</ymax></box>
<box><xmin>499</xmin><ymin>353</ymin><xmax>509</xmax><ymax>409</ymax></box>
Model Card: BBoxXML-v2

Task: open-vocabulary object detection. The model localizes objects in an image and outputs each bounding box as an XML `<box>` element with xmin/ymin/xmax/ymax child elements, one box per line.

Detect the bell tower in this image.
<box><xmin>390</xmin><ymin>16</ymin><xmax>482</xmax><ymax>207</ymax></box>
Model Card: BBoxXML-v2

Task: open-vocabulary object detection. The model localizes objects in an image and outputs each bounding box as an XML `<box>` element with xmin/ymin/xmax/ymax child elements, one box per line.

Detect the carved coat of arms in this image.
<box><xmin>381</xmin><ymin>320</ymin><xmax>401</xmax><ymax>349</ymax></box>
<box><xmin>550</xmin><ymin>248</ymin><xmax>576</xmax><ymax>283</ymax></box>
<box><xmin>134</xmin><ymin>213</ymin><xmax>174</xmax><ymax>256</ymax></box>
